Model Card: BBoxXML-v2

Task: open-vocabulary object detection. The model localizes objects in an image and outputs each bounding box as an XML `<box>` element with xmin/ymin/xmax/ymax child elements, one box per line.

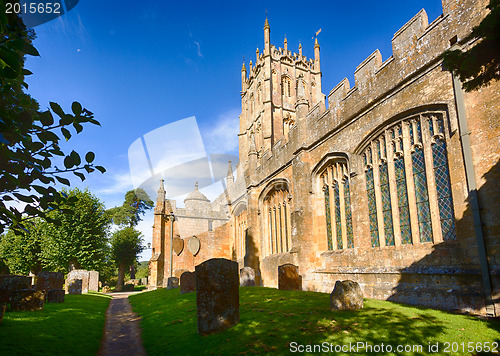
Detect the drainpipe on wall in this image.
<box><xmin>450</xmin><ymin>51</ymin><xmax>496</xmax><ymax>317</ymax></box>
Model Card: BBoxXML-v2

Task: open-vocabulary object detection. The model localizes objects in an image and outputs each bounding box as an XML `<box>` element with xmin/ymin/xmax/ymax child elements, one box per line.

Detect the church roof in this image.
<box><xmin>184</xmin><ymin>182</ymin><xmax>210</xmax><ymax>203</ymax></box>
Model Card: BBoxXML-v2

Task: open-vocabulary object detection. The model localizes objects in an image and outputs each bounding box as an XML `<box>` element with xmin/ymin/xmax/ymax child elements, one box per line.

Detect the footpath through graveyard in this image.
<box><xmin>99</xmin><ymin>291</ymin><xmax>147</xmax><ymax>356</ymax></box>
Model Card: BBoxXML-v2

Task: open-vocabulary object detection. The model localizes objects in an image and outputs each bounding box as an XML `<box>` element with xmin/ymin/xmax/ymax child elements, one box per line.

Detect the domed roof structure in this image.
<box><xmin>184</xmin><ymin>182</ymin><xmax>210</xmax><ymax>203</ymax></box>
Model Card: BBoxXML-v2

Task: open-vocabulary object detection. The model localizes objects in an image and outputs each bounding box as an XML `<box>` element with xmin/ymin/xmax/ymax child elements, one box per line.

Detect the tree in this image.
<box><xmin>0</xmin><ymin>218</ymin><xmax>51</xmax><ymax>275</ymax></box>
<box><xmin>40</xmin><ymin>188</ymin><xmax>111</xmax><ymax>272</ymax></box>
<box><xmin>107</xmin><ymin>189</ymin><xmax>154</xmax><ymax>228</ymax></box>
<box><xmin>442</xmin><ymin>0</ymin><xmax>500</xmax><ymax>91</ymax></box>
<box><xmin>110</xmin><ymin>227</ymin><xmax>144</xmax><ymax>291</ymax></box>
<box><xmin>0</xmin><ymin>1</ymin><xmax>105</xmax><ymax>234</ymax></box>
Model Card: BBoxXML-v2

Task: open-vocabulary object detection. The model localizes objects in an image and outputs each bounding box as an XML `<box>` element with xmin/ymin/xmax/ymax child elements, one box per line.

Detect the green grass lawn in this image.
<box><xmin>0</xmin><ymin>292</ymin><xmax>111</xmax><ymax>356</ymax></box>
<box><xmin>129</xmin><ymin>287</ymin><xmax>500</xmax><ymax>355</ymax></box>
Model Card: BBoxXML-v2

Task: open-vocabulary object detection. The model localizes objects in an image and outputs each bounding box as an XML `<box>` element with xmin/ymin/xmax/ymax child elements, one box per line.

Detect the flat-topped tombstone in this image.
<box><xmin>140</xmin><ymin>277</ymin><xmax>148</xmax><ymax>286</ymax></box>
<box><xmin>66</xmin><ymin>270</ymin><xmax>89</xmax><ymax>294</ymax></box>
<box><xmin>330</xmin><ymin>280</ymin><xmax>364</xmax><ymax>311</ymax></box>
<box><xmin>196</xmin><ymin>258</ymin><xmax>239</xmax><ymax>335</ymax></box>
<box><xmin>10</xmin><ymin>290</ymin><xmax>45</xmax><ymax>311</ymax></box>
<box><xmin>166</xmin><ymin>277</ymin><xmax>179</xmax><ymax>289</ymax></box>
<box><xmin>278</xmin><ymin>264</ymin><xmax>301</xmax><ymax>291</ymax></box>
<box><xmin>36</xmin><ymin>272</ymin><xmax>64</xmax><ymax>291</ymax></box>
<box><xmin>88</xmin><ymin>271</ymin><xmax>99</xmax><ymax>292</ymax></box>
<box><xmin>46</xmin><ymin>289</ymin><xmax>65</xmax><ymax>303</ymax></box>
<box><xmin>66</xmin><ymin>279</ymin><xmax>83</xmax><ymax>295</ymax></box>
<box><xmin>180</xmin><ymin>272</ymin><xmax>195</xmax><ymax>294</ymax></box>
<box><xmin>0</xmin><ymin>275</ymin><xmax>31</xmax><ymax>303</ymax></box>
<box><xmin>240</xmin><ymin>267</ymin><xmax>255</xmax><ymax>287</ymax></box>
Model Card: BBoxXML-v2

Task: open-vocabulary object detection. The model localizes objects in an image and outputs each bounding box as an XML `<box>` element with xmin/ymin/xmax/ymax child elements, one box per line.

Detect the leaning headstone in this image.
<box><xmin>240</xmin><ymin>267</ymin><xmax>255</xmax><ymax>287</ymax></box>
<box><xmin>180</xmin><ymin>272</ymin><xmax>195</xmax><ymax>294</ymax></box>
<box><xmin>140</xmin><ymin>277</ymin><xmax>148</xmax><ymax>286</ymax></box>
<box><xmin>66</xmin><ymin>270</ymin><xmax>89</xmax><ymax>294</ymax></box>
<box><xmin>278</xmin><ymin>264</ymin><xmax>301</xmax><ymax>291</ymax></box>
<box><xmin>36</xmin><ymin>272</ymin><xmax>64</xmax><ymax>291</ymax></box>
<box><xmin>0</xmin><ymin>275</ymin><xmax>31</xmax><ymax>303</ymax></box>
<box><xmin>88</xmin><ymin>271</ymin><xmax>99</xmax><ymax>292</ymax></box>
<box><xmin>196</xmin><ymin>258</ymin><xmax>239</xmax><ymax>335</ymax></box>
<box><xmin>330</xmin><ymin>280</ymin><xmax>364</xmax><ymax>311</ymax></box>
<box><xmin>167</xmin><ymin>277</ymin><xmax>179</xmax><ymax>289</ymax></box>
<box><xmin>10</xmin><ymin>289</ymin><xmax>45</xmax><ymax>311</ymax></box>
<box><xmin>46</xmin><ymin>289</ymin><xmax>65</xmax><ymax>303</ymax></box>
<box><xmin>66</xmin><ymin>279</ymin><xmax>83</xmax><ymax>295</ymax></box>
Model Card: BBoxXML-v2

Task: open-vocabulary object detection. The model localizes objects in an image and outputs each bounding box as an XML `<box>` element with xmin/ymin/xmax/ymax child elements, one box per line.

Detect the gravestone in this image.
<box><xmin>140</xmin><ymin>277</ymin><xmax>148</xmax><ymax>286</ymax></box>
<box><xmin>66</xmin><ymin>279</ymin><xmax>83</xmax><ymax>294</ymax></box>
<box><xmin>167</xmin><ymin>277</ymin><xmax>179</xmax><ymax>289</ymax></box>
<box><xmin>36</xmin><ymin>272</ymin><xmax>64</xmax><ymax>291</ymax></box>
<box><xmin>180</xmin><ymin>272</ymin><xmax>195</xmax><ymax>294</ymax></box>
<box><xmin>175</xmin><ymin>269</ymin><xmax>189</xmax><ymax>278</ymax></box>
<box><xmin>278</xmin><ymin>264</ymin><xmax>301</xmax><ymax>291</ymax></box>
<box><xmin>102</xmin><ymin>286</ymin><xmax>111</xmax><ymax>293</ymax></box>
<box><xmin>239</xmin><ymin>267</ymin><xmax>255</xmax><ymax>287</ymax></box>
<box><xmin>66</xmin><ymin>270</ymin><xmax>89</xmax><ymax>294</ymax></box>
<box><xmin>330</xmin><ymin>280</ymin><xmax>364</xmax><ymax>311</ymax></box>
<box><xmin>10</xmin><ymin>290</ymin><xmax>45</xmax><ymax>311</ymax></box>
<box><xmin>46</xmin><ymin>289</ymin><xmax>65</xmax><ymax>303</ymax></box>
<box><xmin>196</xmin><ymin>258</ymin><xmax>239</xmax><ymax>335</ymax></box>
<box><xmin>88</xmin><ymin>271</ymin><xmax>99</xmax><ymax>292</ymax></box>
<box><xmin>0</xmin><ymin>275</ymin><xmax>31</xmax><ymax>303</ymax></box>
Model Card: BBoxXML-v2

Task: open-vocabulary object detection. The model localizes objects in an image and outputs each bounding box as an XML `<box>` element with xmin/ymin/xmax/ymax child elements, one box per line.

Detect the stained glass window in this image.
<box><xmin>395</xmin><ymin>157</ymin><xmax>412</xmax><ymax>244</ymax></box>
<box><xmin>344</xmin><ymin>178</ymin><xmax>354</xmax><ymax>248</ymax></box>
<box><xmin>412</xmin><ymin>148</ymin><xmax>433</xmax><ymax>242</ymax></box>
<box><xmin>380</xmin><ymin>162</ymin><xmax>395</xmax><ymax>246</ymax></box>
<box><xmin>366</xmin><ymin>167</ymin><xmax>379</xmax><ymax>247</ymax></box>
<box><xmin>432</xmin><ymin>139</ymin><xmax>456</xmax><ymax>240</ymax></box>
<box><xmin>324</xmin><ymin>186</ymin><xmax>333</xmax><ymax>250</ymax></box>
<box><xmin>334</xmin><ymin>181</ymin><xmax>343</xmax><ymax>249</ymax></box>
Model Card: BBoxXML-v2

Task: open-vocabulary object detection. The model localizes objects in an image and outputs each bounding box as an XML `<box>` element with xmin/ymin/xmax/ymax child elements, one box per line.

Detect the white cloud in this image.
<box><xmin>193</xmin><ymin>41</ymin><xmax>203</xmax><ymax>58</ymax></box>
<box><xmin>96</xmin><ymin>170</ymin><xmax>133</xmax><ymax>195</ymax></box>
<box><xmin>202</xmin><ymin>109</ymin><xmax>240</xmax><ymax>154</ymax></box>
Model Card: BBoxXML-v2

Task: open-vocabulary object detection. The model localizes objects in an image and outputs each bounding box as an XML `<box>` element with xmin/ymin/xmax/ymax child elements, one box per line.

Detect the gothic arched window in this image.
<box><xmin>262</xmin><ymin>182</ymin><xmax>291</xmax><ymax>256</ymax></box>
<box><xmin>362</xmin><ymin>110</ymin><xmax>456</xmax><ymax>247</ymax></box>
<box><xmin>320</xmin><ymin>160</ymin><xmax>354</xmax><ymax>250</ymax></box>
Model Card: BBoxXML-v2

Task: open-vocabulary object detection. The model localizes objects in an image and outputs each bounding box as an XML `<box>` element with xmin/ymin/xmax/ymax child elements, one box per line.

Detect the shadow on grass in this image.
<box><xmin>0</xmin><ymin>293</ymin><xmax>111</xmax><ymax>356</ymax></box>
<box><xmin>130</xmin><ymin>287</ymin><xmax>500</xmax><ymax>355</ymax></box>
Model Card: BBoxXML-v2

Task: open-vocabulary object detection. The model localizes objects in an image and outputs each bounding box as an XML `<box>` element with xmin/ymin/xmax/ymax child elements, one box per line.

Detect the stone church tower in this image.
<box><xmin>239</xmin><ymin>18</ymin><xmax>324</xmax><ymax>165</ymax></box>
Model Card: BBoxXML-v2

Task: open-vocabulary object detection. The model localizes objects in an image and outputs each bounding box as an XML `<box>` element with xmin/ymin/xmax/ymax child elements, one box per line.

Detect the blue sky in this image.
<box><xmin>24</xmin><ymin>0</ymin><xmax>445</xmax><ymax>260</ymax></box>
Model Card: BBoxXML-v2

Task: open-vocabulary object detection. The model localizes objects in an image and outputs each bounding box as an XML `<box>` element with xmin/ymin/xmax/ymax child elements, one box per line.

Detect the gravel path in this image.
<box><xmin>99</xmin><ymin>291</ymin><xmax>147</xmax><ymax>356</ymax></box>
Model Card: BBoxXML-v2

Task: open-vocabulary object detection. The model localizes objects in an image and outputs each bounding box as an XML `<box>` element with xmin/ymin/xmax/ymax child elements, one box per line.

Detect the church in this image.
<box><xmin>149</xmin><ymin>0</ymin><xmax>499</xmax><ymax>317</ymax></box>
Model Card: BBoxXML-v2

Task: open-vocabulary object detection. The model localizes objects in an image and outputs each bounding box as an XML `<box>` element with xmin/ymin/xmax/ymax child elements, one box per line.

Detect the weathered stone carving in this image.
<box><xmin>180</xmin><ymin>272</ymin><xmax>195</xmax><ymax>294</ymax></box>
<box><xmin>36</xmin><ymin>272</ymin><xmax>64</xmax><ymax>291</ymax></box>
<box><xmin>187</xmin><ymin>237</ymin><xmax>201</xmax><ymax>256</ymax></box>
<box><xmin>173</xmin><ymin>237</ymin><xmax>184</xmax><ymax>256</ymax></box>
<box><xmin>46</xmin><ymin>289</ymin><xmax>65</xmax><ymax>303</ymax></box>
<box><xmin>196</xmin><ymin>258</ymin><xmax>239</xmax><ymax>335</ymax></box>
<box><xmin>0</xmin><ymin>275</ymin><xmax>31</xmax><ymax>303</ymax></box>
<box><xmin>278</xmin><ymin>264</ymin><xmax>301</xmax><ymax>291</ymax></box>
<box><xmin>240</xmin><ymin>267</ymin><xmax>255</xmax><ymax>286</ymax></box>
<box><xmin>330</xmin><ymin>280</ymin><xmax>364</xmax><ymax>311</ymax></box>
<box><xmin>67</xmin><ymin>279</ymin><xmax>83</xmax><ymax>294</ymax></box>
<box><xmin>167</xmin><ymin>277</ymin><xmax>179</xmax><ymax>289</ymax></box>
<box><xmin>10</xmin><ymin>290</ymin><xmax>46</xmax><ymax>311</ymax></box>
<box><xmin>66</xmin><ymin>270</ymin><xmax>89</xmax><ymax>294</ymax></box>
<box><xmin>88</xmin><ymin>271</ymin><xmax>99</xmax><ymax>292</ymax></box>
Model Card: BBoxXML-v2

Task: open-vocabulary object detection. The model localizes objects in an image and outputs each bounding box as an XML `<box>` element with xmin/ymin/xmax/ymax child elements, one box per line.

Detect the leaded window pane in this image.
<box><xmin>380</xmin><ymin>162</ymin><xmax>395</xmax><ymax>246</ymax></box>
<box><xmin>366</xmin><ymin>167</ymin><xmax>379</xmax><ymax>247</ymax></box>
<box><xmin>432</xmin><ymin>139</ymin><xmax>456</xmax><ymax>240</ymax></box>
<box><xmin>324</xmin><ymin>186</ymin><xmax>333</xmax><ymax>250</ymax></box>
<box><xmin>344</xmin><ymin>179</ymin><xmax>354</xmax><ymax>248</ymax></box>
<box><xmin>395</xmin><ymin>157</ymin><xmax>412</xmax><ymax>244</ymax></box>
<box><xmin>412</xmin><ymin>148</ymin><xmax>433</xmax><ymax>243</ymax></box>
<box><xmin>334</xmin><ymin>181</ymin><xmax>343</xmax><ymax>249</ymax></box>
